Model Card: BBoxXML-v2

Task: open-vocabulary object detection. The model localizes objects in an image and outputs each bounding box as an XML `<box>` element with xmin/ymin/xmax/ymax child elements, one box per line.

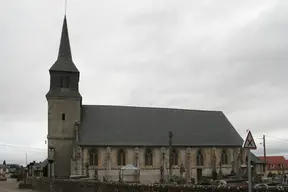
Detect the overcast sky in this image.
<box><xmin>0</xmin><ymin>0</ymin><xmax>288</xmax><ymax>165</ymax></box>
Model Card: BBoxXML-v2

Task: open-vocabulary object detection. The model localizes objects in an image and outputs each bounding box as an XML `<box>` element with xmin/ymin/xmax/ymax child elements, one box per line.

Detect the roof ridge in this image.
<box><xmin>259</xmin><ymin>156</ymin><xmax>286</xmax><ymax>157</ymax></box>
<box><xmin>82</xmin><ymin>104</ymin><xmax>222</xmax><ymax>113</ymax></box>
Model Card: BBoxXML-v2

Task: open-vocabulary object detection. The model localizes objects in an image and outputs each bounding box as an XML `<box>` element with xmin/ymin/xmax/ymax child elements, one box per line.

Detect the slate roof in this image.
<box><xmin>45</xmin><ymin>89</ymin><xmax>82</xmax><ymax>99</ymax></box>
<box><xmin>49</xmin><ymin>15</ymin><xmax>79</xmax><ymax>73</ymax></box>
<box><xmin>250</xmin><ymin>153</ymin><xmax>265</xmax><ymax>164</ymax></box>
<box><xmin>79</xmin><ymin>105</ymin><xmax>244</xmax><ymax>147</ymax></box>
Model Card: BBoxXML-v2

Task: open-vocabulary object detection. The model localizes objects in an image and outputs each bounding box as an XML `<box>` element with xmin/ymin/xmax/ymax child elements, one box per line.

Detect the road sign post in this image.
<box><xmin>243</xmin><ymin>130</ymin><xmax>257</xmax><ymax>192</ymax></box>
<box><xmin>248</xmin><ymin>149</ymin><xmax>252</xmax><ymax>192</ymax></box>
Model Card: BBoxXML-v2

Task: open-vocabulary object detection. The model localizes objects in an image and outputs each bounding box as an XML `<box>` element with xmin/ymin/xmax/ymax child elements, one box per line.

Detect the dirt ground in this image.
<box><xmin>0</xmin><ymin>178</ymin><xmax>34</xmax><ymax>192</ymax></box>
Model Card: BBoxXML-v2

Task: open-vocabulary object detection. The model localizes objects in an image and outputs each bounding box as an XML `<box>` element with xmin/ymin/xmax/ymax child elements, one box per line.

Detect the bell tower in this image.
<box><xmin>46</xmin><ymin>15</ymin><xmax>82</xmax><ymax>178</ymax></box>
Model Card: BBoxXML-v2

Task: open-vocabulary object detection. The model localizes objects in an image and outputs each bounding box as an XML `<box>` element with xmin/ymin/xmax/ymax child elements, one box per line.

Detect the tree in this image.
<box><xmin>3</xmin><ymin>160</ymin><xmax>6</xmax><ymax>165</ymax></box>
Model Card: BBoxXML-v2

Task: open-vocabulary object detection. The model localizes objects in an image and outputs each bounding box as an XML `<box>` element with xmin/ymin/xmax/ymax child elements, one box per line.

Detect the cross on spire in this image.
<box><xmin>65</xmin><ymin>0</ymin><xmax>68</xmax><ymax>15</ymax></box>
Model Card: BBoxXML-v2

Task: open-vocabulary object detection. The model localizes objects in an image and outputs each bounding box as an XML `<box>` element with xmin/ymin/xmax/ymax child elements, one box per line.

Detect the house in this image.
<box><xmin>27</xmin><ymin>160</ymin><xmax>48</xmax><ymax>177</ymax></box>
<box><xmin>258</xmin><ymin>156</ymin><xmax>287</xmax><ymax>174</ymax></box>
<box><xmin>46</xmin><ymin>15</ymin><xmax>249</xmax><ymax>184</ymax></box>
<box><xmin>0</xmin><ymin>164</ymin><xmax>9</xmax><ymax>178</ymax></box>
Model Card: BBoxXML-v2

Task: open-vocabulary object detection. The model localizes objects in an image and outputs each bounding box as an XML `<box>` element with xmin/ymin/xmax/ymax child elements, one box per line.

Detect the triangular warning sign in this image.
<box><xmin>243</xmin><ymin>131</ymin><xmax>257</xmax><ymax>150</ymax></box>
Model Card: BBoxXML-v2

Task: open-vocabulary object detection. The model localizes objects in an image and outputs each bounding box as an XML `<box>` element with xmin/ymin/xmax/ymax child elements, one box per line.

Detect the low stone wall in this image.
<box><xmin>32</xmin><ymin>178</ymin><xmax>287</xmax><ymax>192</ymax></box>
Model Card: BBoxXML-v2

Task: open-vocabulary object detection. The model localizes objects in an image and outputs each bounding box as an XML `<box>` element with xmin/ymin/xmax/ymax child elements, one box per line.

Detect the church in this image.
<box><xmin>46</xmin><ymin>15</ymin><xmax>248</xmax><ymax>183</ymax></box>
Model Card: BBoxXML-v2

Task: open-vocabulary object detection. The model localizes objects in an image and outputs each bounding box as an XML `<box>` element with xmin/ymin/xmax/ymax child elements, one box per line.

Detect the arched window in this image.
<box><xmin>221</xmin><ymin>149</ymin><xmax>229</xmax><ymax>164</ymax></box>
<box><xmin>196</xmin><ymin>149</ymin><xmax>204</xmax><ymax>166</ymax></box>
<box><xmin>171</xmin><ymin>148</ymin><xmax>178</xmax><ymax>165</ymax></box>
<box><xmin>89</xmin><ymin>148</ymin><xmax>98</xmax><ymax>166</ymax></box>
<box><xmin>144</xmin><ymin>148</ymin><xmax>153</xmax><ymax>166</ymax></box>
<box><xmin>117</xmin><ymin>149</ymin><xmax>126</xmax><ymax>166</ymax></box>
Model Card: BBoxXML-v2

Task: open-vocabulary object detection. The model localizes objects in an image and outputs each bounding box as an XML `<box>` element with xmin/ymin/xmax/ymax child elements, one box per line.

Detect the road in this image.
<box><xmin>0</xmin><ymin>178</ymin><xmax>33</xmax><ymax>192</ymax></box>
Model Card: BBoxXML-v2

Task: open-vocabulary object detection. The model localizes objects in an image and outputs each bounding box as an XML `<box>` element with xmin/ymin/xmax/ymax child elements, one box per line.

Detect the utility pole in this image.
<box><xmin>263</xmin><ymin>135</ymin><xmax>267</xmax><ymax>173</ymax></box>
<box><xmin>169</xmin><ymin>131</ymin><xmax>173</xmax><ymax>181</ymax></box>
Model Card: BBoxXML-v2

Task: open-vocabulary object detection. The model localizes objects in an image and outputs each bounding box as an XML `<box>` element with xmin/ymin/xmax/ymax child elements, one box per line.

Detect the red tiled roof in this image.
<box><xmin>258</xmin><ymin>156</ymin><xmax>287</xmax><ymax>170</ymax></box>
<box><xmin>258</xmin><ymin>156</ymin><xmax>286</xmax><ymax>164</ymax></box>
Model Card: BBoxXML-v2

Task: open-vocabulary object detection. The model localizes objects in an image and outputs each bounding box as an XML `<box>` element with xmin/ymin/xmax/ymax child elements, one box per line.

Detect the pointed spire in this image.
<box><xmin>58</xmin><ymin>15</ymin><xmax>72</xmax><ymax>60</ymax></box>
<box><xmin>50</xmin><ymin>15</ymin><xmax>79</xmax><ymax>72</ymax></box>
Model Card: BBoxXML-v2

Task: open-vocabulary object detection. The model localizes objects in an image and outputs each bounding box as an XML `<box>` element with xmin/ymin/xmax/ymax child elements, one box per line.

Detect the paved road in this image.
<box><xmin>0</xmin><ymin>179</ymin><xmax>34</xmax><ymax>192</ymax></box>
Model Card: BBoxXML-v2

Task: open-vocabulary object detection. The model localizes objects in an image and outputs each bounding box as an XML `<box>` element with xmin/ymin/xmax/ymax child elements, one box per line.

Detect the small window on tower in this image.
<box><xmin>58</xmin><ymin>76</ymin><xmax>70</xmax><ymax>88</ymax></box>
<box><xmin>59</xmin><ymin>76</ymin><xmax>65</xmax><ymax>88</ymax></box>
<box><xmin>62</xmin><ymin>113</ymin><xmax>66</xmax><ymax>121</ymax></box>
<box><xmin>64</xmin><ymin>76</ymin><xmax>70</xmax><ymax>88</ymax></box>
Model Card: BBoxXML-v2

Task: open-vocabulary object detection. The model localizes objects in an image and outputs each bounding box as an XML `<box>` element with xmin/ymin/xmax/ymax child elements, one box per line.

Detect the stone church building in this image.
<box><xmin>46</xmin><ymin>15</ymin><xmax>248</xmax><ymax>183</ymax></box>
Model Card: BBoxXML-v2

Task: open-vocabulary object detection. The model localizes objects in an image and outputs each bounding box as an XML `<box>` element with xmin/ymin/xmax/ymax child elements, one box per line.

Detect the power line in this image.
<box><xmin>263</xmin><ymin>135</ymin><xmax>288</xmax><ymax>145</ymax></box>
<box><xmin>0</xmin><ymin>143</ymin><xmax>46</xmax><ymax>151</ymax></box>
<box><xmin>254</xmin><ymin>137</ymin><xmax>263</xmax><ymax>140</ymax></box>
<box><xmin>265</xmin><ymin>135</ymin><xmax>288</xmax><ymax>142</ymax></box>
<box><xmin>265</xmin><ymin>140</ymin><xmax>288</xmax><ymax>145</ymax></box>
<box><xmin>256</xmin><ymin>135</ymin><xmax>288</xmax><ymax>145</ymax></box>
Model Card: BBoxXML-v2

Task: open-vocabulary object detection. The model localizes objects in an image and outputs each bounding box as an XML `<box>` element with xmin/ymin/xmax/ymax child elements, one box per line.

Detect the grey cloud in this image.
<box><xmin>211</xmin><ymin>2</ymin><xmax>288</xmax><ymax>138</ymax></box>
<box><xmin>222</xmin><ymin>3</ymin><xmax>288</xmax><ymax>88</ymax></box>
<box><xmin>123</xmin><ymin>1</ymin><xmax>288</xmax><ymax>143</ymax></box>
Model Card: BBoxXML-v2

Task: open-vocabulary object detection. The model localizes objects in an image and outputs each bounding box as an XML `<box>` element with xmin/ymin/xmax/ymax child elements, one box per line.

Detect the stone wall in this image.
<box><xmin>32</xmin><ymin>178</ymin><xmax>286</xmax><ymax>192</ymax></box>
<box><xmin>47</xmin><ymin>98</ymin><xmax>81</xmax><ymax>178</ymax></box>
